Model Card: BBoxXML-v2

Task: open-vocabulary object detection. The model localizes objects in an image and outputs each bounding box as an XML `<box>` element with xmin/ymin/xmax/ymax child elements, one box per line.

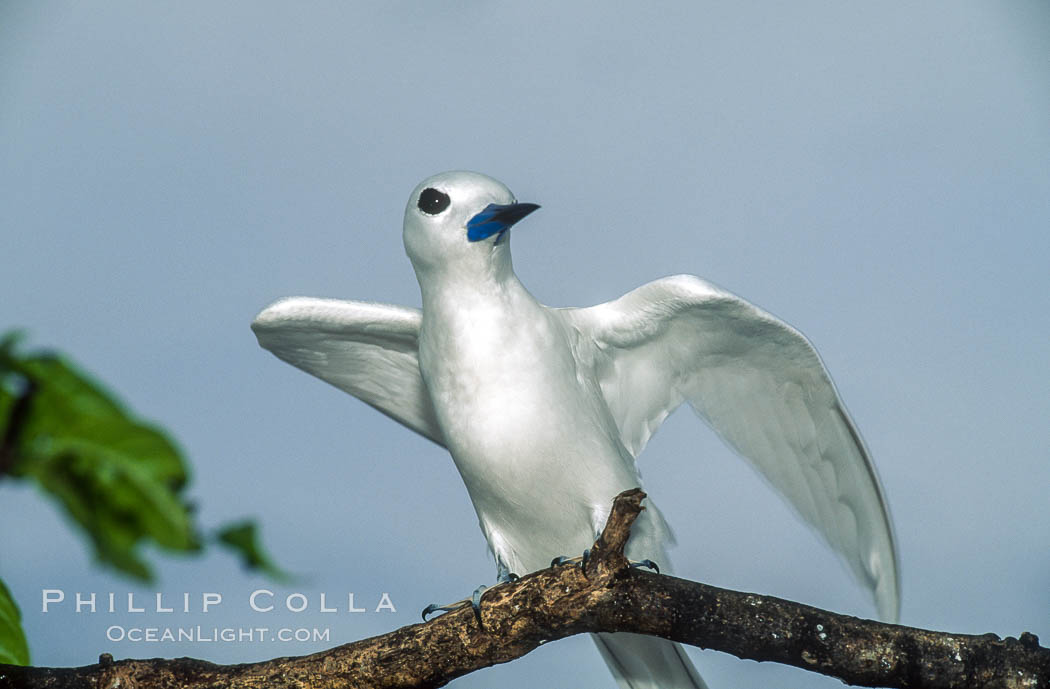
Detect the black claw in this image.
<box><xmin>551</xmin><ymin>556</ymin><xmax>569</xmax><ymax>568</ymax></box>
<box><xmin>496</xmin><ymin>570</ymin><xmax>520</xmax><ymax>585</ymax></box>
<box><xmin>421</xmin><ymin>603</ymin><xmax>440</xmax><ymax>621</ymax></box>
<box><xmin>631</xmin><ymin>559</ymin><xmax>660</xmax><ymax>574</ymax></box>
<box><xmin>471</xmin><ymin>586</ymin><xmax>486</xmax><ymax>625</ymax></box>
<box><xmin>581</xmin><ymin>548</ymin><xmax>591</xmax><ymax>571</ymax></box>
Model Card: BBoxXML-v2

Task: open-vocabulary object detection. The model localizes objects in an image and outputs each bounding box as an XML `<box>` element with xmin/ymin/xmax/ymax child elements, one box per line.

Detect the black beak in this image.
<box><xmin>466</xmin><ymin>202</ymin><xmax>541</xmax><ymax>242</ymax></box>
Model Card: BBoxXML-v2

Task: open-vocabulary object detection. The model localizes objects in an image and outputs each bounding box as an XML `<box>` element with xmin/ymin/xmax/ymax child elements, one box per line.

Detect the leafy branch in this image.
<box><xmin>0</xmin><ymin>332</ymin><xmax>283</xmax><ymax>665</ymax></box>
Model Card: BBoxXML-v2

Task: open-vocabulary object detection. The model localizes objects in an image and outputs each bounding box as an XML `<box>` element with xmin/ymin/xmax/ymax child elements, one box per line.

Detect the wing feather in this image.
<box><xmin>564</xmin><ymin>275</ymin><xmax>899</xmax><ymax>620</ymax></box>
<box><xmin>251</xmin><ymin>297</ymin><xmax>444</xmax><ymax>446</ymax></box>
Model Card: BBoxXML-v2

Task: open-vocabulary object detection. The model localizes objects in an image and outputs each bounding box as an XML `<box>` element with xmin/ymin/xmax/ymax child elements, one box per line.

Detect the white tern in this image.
<box><xmin>252</xmin><ymin>170</ymin><xmax>899</xmax><ymax>689</ymax></box>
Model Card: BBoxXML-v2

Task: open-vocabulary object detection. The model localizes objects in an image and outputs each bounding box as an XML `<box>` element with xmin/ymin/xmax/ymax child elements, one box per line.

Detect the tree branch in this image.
<box><xmin>1</xmin><ymin>489</ymin><xmax>1046</xmax><ymax>689</ymax></box>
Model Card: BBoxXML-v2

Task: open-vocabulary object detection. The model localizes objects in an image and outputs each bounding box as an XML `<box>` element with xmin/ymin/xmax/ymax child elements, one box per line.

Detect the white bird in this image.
<box><xmin>252</xmin><ymin>170</ymin><xmax>899</xmax><ymax>689</ymax></box>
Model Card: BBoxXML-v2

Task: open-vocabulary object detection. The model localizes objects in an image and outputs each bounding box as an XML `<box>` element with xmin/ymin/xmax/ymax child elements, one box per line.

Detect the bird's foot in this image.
<box><xmin>629</xmin><ymin>558</ymin><xmax>660</xmax><ymax>573</ymax></box>
<box><xmin>420</xmin><ymin>586</ymin><xmax>487</xmax><ymax>624</ymax></box>
<box><xmin>420</xmin><ymin>569</ymin><xmax>520</xmax><ymax>624</ymax></box>
<box><xmin>497</xmin><ymin>571</ymin><xmax>520</xmax><ymax>584</ymax></box>
<box><xmin>550</xmin><ymin>551</ymin><xmax>659</xmax><ymax>574</ymax></box>
<box><xmin>549</xmin><ymin>548</ymin><xmax>592</xmax><ymax>570</ymax></box>
<box><xmin>495</xmin><ymin>559</ymin><xmax>520</xmax><ymax>585</ymax></box>
<box><xmin>421</xmin><ymin>597</ymin><xmax>469</xmax><ymax>621</ymax></box>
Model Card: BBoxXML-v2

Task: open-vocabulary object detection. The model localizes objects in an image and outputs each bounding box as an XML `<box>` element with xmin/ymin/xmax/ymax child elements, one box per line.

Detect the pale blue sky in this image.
<box><xmin>1</xmin><ymin>2</ymin><xmax>1048</xmax><ymax>687</ymax></box>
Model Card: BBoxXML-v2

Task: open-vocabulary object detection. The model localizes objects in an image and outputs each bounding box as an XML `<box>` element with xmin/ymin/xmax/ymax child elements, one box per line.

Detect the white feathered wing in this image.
<box><xmin>251</xmin><ymin>297</ymin><xmax>445</xmax><ymax>446</ymax></box>
<box><xmin>562</xmin><ymin>274</ymin><xmax>900</xmax><ymax>621</ymax></box>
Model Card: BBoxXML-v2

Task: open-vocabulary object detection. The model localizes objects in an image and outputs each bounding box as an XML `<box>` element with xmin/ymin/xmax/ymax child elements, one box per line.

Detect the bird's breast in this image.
<box><xmin>421</xmin><ymin>299</ymin><xmax>569</xmax><ymax>427</ymax></box>
<box><xmin>418</xmin><ymin>293</ymin><xmax>616</xmax><ymax>474</ymax></box>
<box><xmin>416</xmin><ymin>288</ymin><xmax>651</xmax><ymax>572</ymax></box>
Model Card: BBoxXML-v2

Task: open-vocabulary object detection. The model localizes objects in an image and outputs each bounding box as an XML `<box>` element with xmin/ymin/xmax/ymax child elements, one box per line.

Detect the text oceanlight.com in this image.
<box><xmin>105</xmin><ymin>626</ymin><xmax>331</xmax><ymax>643</ymax></box>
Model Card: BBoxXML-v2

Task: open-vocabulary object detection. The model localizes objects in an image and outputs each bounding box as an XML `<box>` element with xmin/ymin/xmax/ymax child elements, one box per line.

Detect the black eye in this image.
<box><xmin>417</xmin><ymin>187</ymin><xmax>451</xmax><ymax>215</ymax></box>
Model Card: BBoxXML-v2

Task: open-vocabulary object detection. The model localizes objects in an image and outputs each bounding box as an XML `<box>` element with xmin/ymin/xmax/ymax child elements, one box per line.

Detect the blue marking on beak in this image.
<box><xmin>467</xmin><ymin>202</ymin><xmax>540</xmax><ymax>243</ymax></box>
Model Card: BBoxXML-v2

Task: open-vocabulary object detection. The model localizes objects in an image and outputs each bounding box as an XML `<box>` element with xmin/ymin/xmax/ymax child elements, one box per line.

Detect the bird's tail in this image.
<box><xmin>593</xmin><ymin>632</ymin><xmax>708</xmax><ymax>689</ymax></box>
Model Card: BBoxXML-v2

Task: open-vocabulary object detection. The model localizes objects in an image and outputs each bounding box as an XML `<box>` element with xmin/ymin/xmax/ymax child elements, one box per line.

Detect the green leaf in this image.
<box><xmin>216</xmin><ymin>521</ymin><xmax>289</xmax><ymax>581</ymax></box>
<box><xmin>0</xmin><ymin>336</ymin><xmax>201</xmax><ymax>581</ymax></box>
<box><xmin>1</xmin><ymin>331</ymin><xmax>286</xmax><ymax>590</ymax></box>
<box><xmin>0</xmin><ymin>577</ymin><xmax>30</xmax><ymax>665</ymax></box>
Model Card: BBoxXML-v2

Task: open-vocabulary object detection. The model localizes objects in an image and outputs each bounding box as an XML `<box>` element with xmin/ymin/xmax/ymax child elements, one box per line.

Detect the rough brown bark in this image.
<box><xmin>1</xmin><ymin>489</ymin><xmax>1046</xmax><ymax>689</ymax></box>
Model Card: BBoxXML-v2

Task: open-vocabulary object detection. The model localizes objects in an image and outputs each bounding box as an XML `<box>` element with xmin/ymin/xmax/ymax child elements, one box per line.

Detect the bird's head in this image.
<box><xmin>402</xmin><ymin>171</ymin><xmax>539</xmax><ymax>282</ymax></box>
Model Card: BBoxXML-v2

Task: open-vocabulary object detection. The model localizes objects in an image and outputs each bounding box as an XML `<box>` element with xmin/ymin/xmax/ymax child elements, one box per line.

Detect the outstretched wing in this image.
<box><xmin>252</xmin><ymin>297</ymin><xmax>445</xmax><ymax>446</ymax></box>
<box><xmin>563</xmin><ymin>275</ymin><xmax>900</xmax><ymax>621</ymax></box>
